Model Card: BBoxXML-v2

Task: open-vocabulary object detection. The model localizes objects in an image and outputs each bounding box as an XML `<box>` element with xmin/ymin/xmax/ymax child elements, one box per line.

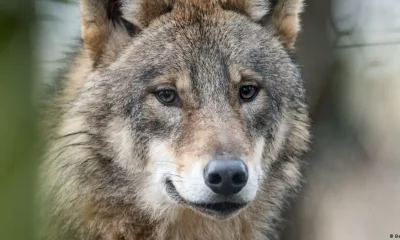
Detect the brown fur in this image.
<box><xmin>272</xmin><ymin>0</ymin><xmax>303</xmax><ymax>49</ymax></box>
<box><xmin>40</xmin><ymin>0</ymin><xmax>309</xmax><ymax>239</ymax></box>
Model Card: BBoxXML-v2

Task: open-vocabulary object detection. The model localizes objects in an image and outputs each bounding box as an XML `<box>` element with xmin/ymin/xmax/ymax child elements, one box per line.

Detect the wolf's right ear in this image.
<box><xmin>80</xmin><ymin>0</ymin><xmax>173</xmax><ymax>65</ymax></box>
<box><xmin>220</xmin><ymin>0</ymin><xmax>304</xmax><ymax>50</ymax></box>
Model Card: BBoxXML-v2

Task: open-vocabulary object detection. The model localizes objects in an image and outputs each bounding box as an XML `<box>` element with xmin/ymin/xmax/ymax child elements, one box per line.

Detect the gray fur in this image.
<box><xmin>40</xmin><ymin>0</ymin><xmax>309</xmax><ymax>239</ymax></box>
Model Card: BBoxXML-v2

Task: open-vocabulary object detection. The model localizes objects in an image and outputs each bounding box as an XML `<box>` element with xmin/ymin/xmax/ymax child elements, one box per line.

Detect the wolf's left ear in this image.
<box><xmin>81</xmin><ymin>0</ymin><xmax>131</xmax><ymax>65</ymax></box>
<box><xmin>220</xmin><ymin>0</ymin><xmax>304</xmax><ymax>50</ymax></box>
<box><xmin>81</xmin><ymin>0</ymin><xmax>172</xmax><ymax>66</ymax></box>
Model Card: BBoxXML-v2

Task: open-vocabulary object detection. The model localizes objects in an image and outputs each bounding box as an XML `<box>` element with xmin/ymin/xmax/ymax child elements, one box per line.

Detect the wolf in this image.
<box><xmin>40</xmin><ymin>0</ymin><xmax>309</xmax><ymax>239</ymax></box>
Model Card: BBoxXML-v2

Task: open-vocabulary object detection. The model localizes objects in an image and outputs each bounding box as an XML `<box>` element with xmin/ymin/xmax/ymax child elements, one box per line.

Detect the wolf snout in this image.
<box><xmin>203</xmin><ymin>159</ymin><xmax>249</xmax><ymax>197</ymax></box>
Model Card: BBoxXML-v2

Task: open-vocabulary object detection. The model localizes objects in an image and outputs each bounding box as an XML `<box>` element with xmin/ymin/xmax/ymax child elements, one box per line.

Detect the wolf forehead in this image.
<box><xmin>84</xmin><ymin>12</ymin><xmax>301</xmax><ymax>126</ymax></box>
<box><xmin>118</xmin><ymin>19</ymin><xmax>288</xmax><ymax>68</ymax></box>
<box><xmin>89</xmin><ymin>27</ymin><xmax>295</xmax><ymax>122</ymax></box>
<box><xmin>105</xmin><ymin>17</ymin><xmax>298</xmax><ymax>91</ymax></box>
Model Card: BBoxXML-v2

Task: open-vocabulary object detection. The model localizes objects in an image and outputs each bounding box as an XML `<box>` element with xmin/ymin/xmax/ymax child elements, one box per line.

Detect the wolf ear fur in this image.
<box><xmin>220</xmin><ymin>0</ymin><xmax>304</xmax><ymax>50</ymax></box>
<box><xmin>80</xmin><ymin>0</ymin><xmax>303</xmax><ymax>64</ymax></box>
<box><xmin>80</xmin><ymin>0</ymin><xmax>172</xmax><ymax>65</ymax></box>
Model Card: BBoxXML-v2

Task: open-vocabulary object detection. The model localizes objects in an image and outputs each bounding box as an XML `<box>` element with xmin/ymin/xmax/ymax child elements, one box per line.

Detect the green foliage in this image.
<box><xmin>0</xmin><ymin>1</ymin><xmax>38</xmax><ymax>240</ymax></box>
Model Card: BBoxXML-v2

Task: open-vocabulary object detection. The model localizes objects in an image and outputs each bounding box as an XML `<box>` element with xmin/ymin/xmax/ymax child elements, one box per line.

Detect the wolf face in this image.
<box><xmin>43</xmin><ymin>0</ymin><xmax>309</xmax><ymax>238</ymax></box>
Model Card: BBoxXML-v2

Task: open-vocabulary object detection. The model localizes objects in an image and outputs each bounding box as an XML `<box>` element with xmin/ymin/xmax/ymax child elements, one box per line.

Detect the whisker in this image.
<box><xmin>56</xmin><ymin>131</ymin><xmax>94</xmax><ymax>140</ymax></box>
<box><xmin>52</xmin><ymin>141</ymin><xmax>92</xmax><ymax>153</ymax></box>
<box><xmin>52</xmin><ymin>147</ymin><xmax>94</xmax><ymax>164</ymax></box>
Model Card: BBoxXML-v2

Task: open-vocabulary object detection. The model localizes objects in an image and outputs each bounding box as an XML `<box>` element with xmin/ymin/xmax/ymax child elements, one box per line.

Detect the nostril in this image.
<box><xmin>232</xmin><ymin>172</ymin><xmax>246</xmax><ymax>185</ymax></box>
<box><xmin>208</xmin><ymin>173</ymin><xmax>222</xmax><ymax>184</ymax></box>
<box><xmin>204</xmin><ymin>159</ymin><xmax>249</xmax><ymax>196</ymax></box>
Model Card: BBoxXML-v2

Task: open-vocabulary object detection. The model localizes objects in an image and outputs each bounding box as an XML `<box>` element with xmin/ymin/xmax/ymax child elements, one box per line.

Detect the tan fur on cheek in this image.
<box><xmin>146</xmin><ymin>140</ymin><xmax>180</xmax><ymax>176</ymax></box>
<box><xmin>141</xmin><ymin>140</ymin><xmax>181</xmax><ymax>219</ymax></box>
<box><xmin>106</xmin><ymin>117</ymin><xmax>147</xmax><ymax>172</ymax></box>
<box><xmin>249</xmin><ymin>138</ymin><xmax>265</xmax><ymax>170</ymax></box>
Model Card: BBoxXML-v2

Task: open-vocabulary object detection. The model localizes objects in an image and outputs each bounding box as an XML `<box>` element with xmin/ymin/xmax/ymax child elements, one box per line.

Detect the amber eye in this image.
<box><xmin>239</xmin><ymin>85</ymin><xmax>259</xmax><ymax>102</ymax></box>
<box><xmin>156</xmin><ymin>89</ymin><xmax>178</xmax><ymax>105</ymax></box>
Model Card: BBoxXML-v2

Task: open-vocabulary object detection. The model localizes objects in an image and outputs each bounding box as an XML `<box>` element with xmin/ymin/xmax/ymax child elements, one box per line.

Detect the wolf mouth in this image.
<box><xmin>165</xmin><ymin>178</ymin><xmax>247</xmax><ymax>217</ymax></box>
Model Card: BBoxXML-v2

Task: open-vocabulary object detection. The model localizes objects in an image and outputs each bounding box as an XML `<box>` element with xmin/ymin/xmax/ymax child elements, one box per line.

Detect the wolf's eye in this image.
<box><xmin>239</xmin><ymin>85</ymin><xmax>259</xmax><ymax>102</ymax></box>
<box><xmin>156</xmin><ymin>89</ymin><xmax>178</xmax><ymax>105</ymax></box>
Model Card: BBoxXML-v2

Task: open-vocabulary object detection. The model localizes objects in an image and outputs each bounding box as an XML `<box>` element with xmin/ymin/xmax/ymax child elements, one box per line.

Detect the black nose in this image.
<box><xmin>203</xmin><ymin>159</ymin><xmax>249</xmax><ymax>196</ymax></box>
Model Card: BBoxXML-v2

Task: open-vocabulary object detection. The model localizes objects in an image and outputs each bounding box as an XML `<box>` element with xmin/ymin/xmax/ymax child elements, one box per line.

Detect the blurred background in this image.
<box><xmin>1</xmin><ymin>0</ymin><xmax>399</xmax><ymax>239</ymax></box>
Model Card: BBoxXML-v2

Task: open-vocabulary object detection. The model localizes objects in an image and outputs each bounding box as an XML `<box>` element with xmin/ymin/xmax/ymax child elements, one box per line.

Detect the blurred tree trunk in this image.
<box><xmin>0</xmin><ymin>1</ymin><xmax>37</xmax><ymax>240</ymax></box>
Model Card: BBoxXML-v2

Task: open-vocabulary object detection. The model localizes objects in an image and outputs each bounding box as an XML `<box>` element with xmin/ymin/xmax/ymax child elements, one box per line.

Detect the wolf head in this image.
<box><xmin>46</xmin><ymin>0</ymin><xmax>309</xmax><ymax>227</ymax></box>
